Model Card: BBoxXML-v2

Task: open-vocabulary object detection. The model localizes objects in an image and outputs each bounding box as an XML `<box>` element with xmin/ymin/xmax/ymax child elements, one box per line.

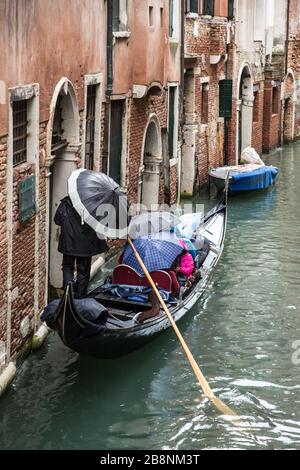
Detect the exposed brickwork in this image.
<box><xmin>252</xmin><ymin>82</ymin><xmax>264</xmax><ymax>155</ymax></box>
<box><xmin>127</xmin><ymin>93</ymin><xmax>169</xmax><ymax>205</ymax></box>
<box><xmin>287</xmin><ymin>0</ymin><xmax>300</xmax><ymax>139</ymax></box>
<box><xmin>10</xmin><ymin>162</ymin><xmax>36</xmax><ymax>354</ymax></box>
<box><xmin>0</xmin><ymin>135</ymin><xmax>8</xmax><ymax>349</ymax></box>
<box><xmin>184</xmin><ymin>15</ymin><xmax>233</xmax><ymax>188</ymax></box>
<box><xmin>263</xmin><ymin>79</ymin><xmax>281</xmax><ymax>153</ymax></box>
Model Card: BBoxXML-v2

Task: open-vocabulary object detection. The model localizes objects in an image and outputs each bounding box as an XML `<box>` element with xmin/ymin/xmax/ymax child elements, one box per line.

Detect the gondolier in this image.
<box><xmin>54</xmin><ymin>195</ymin><xmax>108</xmax><ymax>298</ymax></box>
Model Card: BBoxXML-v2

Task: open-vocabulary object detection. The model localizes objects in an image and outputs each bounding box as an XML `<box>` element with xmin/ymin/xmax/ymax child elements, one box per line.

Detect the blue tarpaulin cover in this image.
<box><xmin>229</xmin><ymin>166</ymin><xmax>278</xmax><ymax>192</ymax></box>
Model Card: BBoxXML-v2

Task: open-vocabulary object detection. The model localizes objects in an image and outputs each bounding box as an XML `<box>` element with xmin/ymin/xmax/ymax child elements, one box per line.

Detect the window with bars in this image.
<box><xmin>85</xmin><ymin>84</ymin><xmax>97</xmax><ymax>170</ymax></box>
<box><xmin>203</xmin><ymin>0</ymin><xmax>214</xmax><ymax>16</ymax></box>
<box><xmin>13</xmin><ymin>100</ymin><xmax>28</xmax><ymax>166</ymax></box>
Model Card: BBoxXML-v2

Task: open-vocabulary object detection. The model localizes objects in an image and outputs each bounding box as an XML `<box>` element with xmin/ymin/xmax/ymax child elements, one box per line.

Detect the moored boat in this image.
<box><xmin>42</xmin><ymin>195</ymin><xmax>227</xmax><ymax>359</ymax></box>
<box><xmin>209</xmin><ymin>163</ymin><xmax>278</xmax><ymax>192</ymax></box>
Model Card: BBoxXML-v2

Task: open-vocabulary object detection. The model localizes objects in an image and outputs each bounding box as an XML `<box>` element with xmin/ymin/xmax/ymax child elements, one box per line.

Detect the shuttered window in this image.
<box><xmin>186</xmin><ymin>0</ymin><xmax>199</xmax><ymax>14</ymax></box>
<box><xmin>169</xmin><ymin>0</ymin><xmax>174</xmax><ymax>36</ymax></box>
<box><xmin>228</xmin><ymin>0</ymin><xmax>234</xmax><ymax>19</ymax></box>
<box><xmin>85</xmin><ymin>85</ymin><xmax>97</xmax><ymax>170</ymax></box>
<box><xmin>203</xmin><ymin>0</ymin><xmax>214</xmax><ymax>16</ymax></box>
<box><xmin>272</xmin><ymin>86</ymin><xmax>279</xmax><ymax>115</ymax></box>
<box><xmin>112</xmin><ymin>0</ymin><xmax>120</xmax><ymax>32</ymax></box>
<box><xmin>19</xmin><ymin>175</ymin><xmax>36</xmax><ymax>223</ymax></box>
<box><xmin>219</xmin><ymin>80</ymin><xmax>233</xmax><ymax>119</ymax></box>
<box><xmin>168</xmin><ymin>87</ymin><xmax>176</xmax><ymax>158</ymax></box>
<box><xmin>13</xmin><ymin>100</ymin><xmax>28</xmax><ymax>166</ymax></box>
<box><xmin>109</xmin><ymin>100</ymin><xmax>123</xmax><ymax>185</ymax></box>
<box><xmin>113</xmin><ymin>0</ymin><xmax>128</xmax><ymax>32</ymax></box>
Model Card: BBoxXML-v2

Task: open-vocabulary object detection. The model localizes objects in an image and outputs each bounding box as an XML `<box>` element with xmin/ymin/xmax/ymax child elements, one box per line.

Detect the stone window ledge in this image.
<box><xmin>113</xmin><ymin>31</ymin><xmax>131</xmax><ymax>40</ymax></box>
<box><xmin>170</xmin><ymin>158</ymin><xmax>178</xmax><ymax>168</ymax></box>
<box><xmin>186</xmin><ymin>13</ymin><xmax>199</xmax><ymax>19</ymax></box>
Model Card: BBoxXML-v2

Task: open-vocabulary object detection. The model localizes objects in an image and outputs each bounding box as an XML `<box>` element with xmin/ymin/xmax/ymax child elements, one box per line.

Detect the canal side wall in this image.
<box><xmin>0</xmin><ymin>0</ymin><xmax>182</xmax><ymax>394</ymax></box>
<box><xmin>182</xmin><ymin>12</ymin><xmax>232</xmax><ymax>194</ymax></box>
<box><xmin>287</xmin><ymin>0</ymin><xmax>300</xmax><ymax>140</ymax></box>
<box><xmin>3</xmin><ymin>0</ymin><xmax>300</xmax><ymax>396</ymax></box>
<box><xmin>0</xmin><ymin>0</ymin><xmax>108</xmax><ymax>391</ymax></box>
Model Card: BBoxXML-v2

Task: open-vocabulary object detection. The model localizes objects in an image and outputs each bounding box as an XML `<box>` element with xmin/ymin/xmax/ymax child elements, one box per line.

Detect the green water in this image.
<box><xmin>1</xmin><ymin>144</ymin><xmax>300</xmax><ymax>450</ymax></box>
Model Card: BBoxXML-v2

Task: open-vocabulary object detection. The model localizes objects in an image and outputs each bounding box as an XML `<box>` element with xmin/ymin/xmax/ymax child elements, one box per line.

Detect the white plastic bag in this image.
<box><xmin>241</xmin><ymin>147</ymin><xmax>264</xmax><ymax>166</ymax></box>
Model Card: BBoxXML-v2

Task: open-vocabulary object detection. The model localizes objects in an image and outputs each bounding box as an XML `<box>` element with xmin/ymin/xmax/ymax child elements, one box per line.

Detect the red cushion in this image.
<box><xmin>141</xmin><ymin>271</ymin><xmax>172</xmax><ymax>292</ymax></box>
<box><xmin>166</xmin><ymin>270</ymin><xmax>180</xmax><ymax>297</ymax></box>
<box><xmin>112</xmin><ymin>265</ymin><xmax>142</xmax><ymax>286</ymax></box>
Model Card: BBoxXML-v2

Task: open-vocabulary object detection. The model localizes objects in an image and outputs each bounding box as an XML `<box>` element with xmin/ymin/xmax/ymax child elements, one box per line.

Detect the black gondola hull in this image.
<box><xmin>49</xmin><ymin>199</ymin><xmax>227</xmax><ymax>359</ymax></box>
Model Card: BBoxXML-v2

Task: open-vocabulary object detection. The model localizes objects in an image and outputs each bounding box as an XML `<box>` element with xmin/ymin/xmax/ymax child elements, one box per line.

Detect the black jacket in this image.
<box><xmin>54</xmin><ymin>196</ymin><xmax>108</xmax><ymax>257</ymax></box>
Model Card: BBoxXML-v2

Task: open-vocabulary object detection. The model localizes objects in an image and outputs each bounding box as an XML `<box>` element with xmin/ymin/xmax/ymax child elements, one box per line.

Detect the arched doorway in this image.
<box><xmin>237</xmin><ymin>64</ymin><xmax>254</xmax><ymax>160</ymax></box>
<box><xmin>46</xmin><ymin>78</ymin><xmax>80</xmax><ymax>291</ymax></box>
<box><xmin>283</xmin><ymin>72</ymin><xmax>295</xmax><ymax>143</ymax></box>
<box><xmin>139</xmin><ymin>116</ymin><xmax>162</xmax><ymax>210</ymax></box>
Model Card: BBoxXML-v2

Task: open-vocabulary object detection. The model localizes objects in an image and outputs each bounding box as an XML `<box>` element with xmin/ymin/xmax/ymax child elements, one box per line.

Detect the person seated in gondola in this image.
<box><xmin>54</xmin><ymin>196</ymin><xmax>108</xmax><ymax>298</ymax></box>
<box><xmin>169</xmin><ymin>240</ymin><xmax>195</xmax><ymax>291</ymax></box>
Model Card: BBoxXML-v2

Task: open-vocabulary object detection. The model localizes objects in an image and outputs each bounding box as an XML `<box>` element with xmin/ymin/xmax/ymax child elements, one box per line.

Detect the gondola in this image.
<box><xmin>44</xmin><ymin>193</ymin><xmax>227</xmax><ymax>359</ymax></box>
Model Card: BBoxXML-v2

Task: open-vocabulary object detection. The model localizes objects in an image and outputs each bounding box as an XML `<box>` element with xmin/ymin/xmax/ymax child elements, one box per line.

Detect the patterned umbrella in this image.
<box><xmin>123</xmin><ymin>235</ymin><xmax>183</xmax><ymax>275</ymax></box>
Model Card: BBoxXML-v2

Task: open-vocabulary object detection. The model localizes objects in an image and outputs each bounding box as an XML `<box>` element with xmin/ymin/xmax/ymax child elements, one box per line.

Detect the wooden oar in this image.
<box><xmin>127</xmin><ymin>236</ymin><xmax>238</xmax><ymax>417</ymax></box>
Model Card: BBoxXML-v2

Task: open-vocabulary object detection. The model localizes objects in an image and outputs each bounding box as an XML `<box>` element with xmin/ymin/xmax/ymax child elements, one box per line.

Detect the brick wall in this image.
<box><xmin>288</xmin><ymin>36</ymin><xmax>300</xmax><ymax>138</ymax></box>
<box><xmin>10</xmin><ymin>162</ymin><xmax>36</xmax><ymax>355</ymax></box>
<box><xmin>185</xmin><ymin>15</ymin><xmax>231</xmax><ymax>188</ymax></box>
<box><xmin>0</xmin><ymin>135</ymin><xmax>8</xmax><ymax>351</ymax></box>
<box><xmin>263</xmin><ymin>81</ymin><xmax>281</xmax><ymax>153</ymax></box>
<box><xmin>127</xmin><ymin>93</ymin><xmax>170</xmax><ymax>205</ymax></box>
<box><xmin>252</xmin><ymin>82</ymin><xmax>264</xmax><ymax>155</ymax></box>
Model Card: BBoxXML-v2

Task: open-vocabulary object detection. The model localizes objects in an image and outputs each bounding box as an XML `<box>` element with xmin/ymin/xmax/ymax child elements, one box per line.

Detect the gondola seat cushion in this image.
<box><xmin>112</xmin><ymin>265</ymin><xmax>141</xmax><ymax>286</ymax></box>
<box><xmin>141</xmin><ymin>271</ymin><xmax>172</xmax><ymax>292</ymax></box>
<box><xmin>112</xmin><ymin>265</ymin><xmax>172</xmax><ymax>292</ymax></box>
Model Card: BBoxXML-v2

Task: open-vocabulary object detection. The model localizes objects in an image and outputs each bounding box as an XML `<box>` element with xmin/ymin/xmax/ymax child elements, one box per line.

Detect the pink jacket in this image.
<box><xmin>178</xmin><ymin>240</ymin><xmax>194</xmax><ymax>277</ymax></box>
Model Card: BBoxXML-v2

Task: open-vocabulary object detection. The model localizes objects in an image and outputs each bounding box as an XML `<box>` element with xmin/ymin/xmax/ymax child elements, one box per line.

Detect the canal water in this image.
<box><xmin>1</xmin><ymin>143</ymin><xmax>300</xmax><ymax>450</ymax></box>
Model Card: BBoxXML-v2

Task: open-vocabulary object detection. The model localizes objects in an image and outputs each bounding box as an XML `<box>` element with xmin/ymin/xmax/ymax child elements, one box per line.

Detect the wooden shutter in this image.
<box><xmin>168</xmin><ymin>87</ymin><xmax>176</xmax><ymax>158</ymax></box>
<box><xmin>19</xmin><ymin>175</ymin><xmax>36</xmax><ymax>223</ymax></box>
<box><xmin>228</xmin><ymin>0</ymin><xmax>234</xmax><ymax>19</ymax></box>
<box><xmin>112</xmin><ymin>0</ymin><xmax>120</xmax><ymax>32</ymax></box>
<box><xmin>219</xmin><ymin>80</ymin><xmax>233</xmax><ymax>119</ymax></box>
<box><xmin>186</xmin><ymin>0</ymin><xmax>199</xmax><ymax>13</ymax></box>
<box><xmin>169</xmin><ymin>0</ymin><xmax>174</xmax><ymax>37</ymax></box>
<box><xmin>109</xmin><ymin>100</ymin><xmax>123</xmax><ymax>185</ymax></box>
<box><xmin>203</xmin><ymin>0</ymin><xmax>214</xmax><ymax>16</ymax></box>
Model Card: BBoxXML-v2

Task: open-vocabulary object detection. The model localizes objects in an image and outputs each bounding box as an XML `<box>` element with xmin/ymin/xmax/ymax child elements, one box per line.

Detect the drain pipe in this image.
<box><xmin>107</xmin><ymin>0</ymin><xmax>113</xmax><ymax>97</ymax></box>
<box><xmin>285</xmin><ymin>0</ymin><xmax>290</xmax><ymax>77</ymax></box>
<box><xmin>177</xmin><ymin>0</ymin><xmax>185</xmax><ymax>205</ymax></box>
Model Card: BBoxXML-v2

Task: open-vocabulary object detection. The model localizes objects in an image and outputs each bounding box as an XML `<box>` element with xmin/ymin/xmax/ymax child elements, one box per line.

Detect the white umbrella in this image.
<box><xmin>129</xmin><ymin>211</ymin><xmax>181</xmax><ymax>239</ymax></box>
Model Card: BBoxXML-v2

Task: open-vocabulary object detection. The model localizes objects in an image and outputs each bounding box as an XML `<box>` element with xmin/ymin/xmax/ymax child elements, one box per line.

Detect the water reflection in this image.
<box><xmin>1</xmin><ymin>144</ymin><xmax>300</xmax><ymax>449</ymax></box>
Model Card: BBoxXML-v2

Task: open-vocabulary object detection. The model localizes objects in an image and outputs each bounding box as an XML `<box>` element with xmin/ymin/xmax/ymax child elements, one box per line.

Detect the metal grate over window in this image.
<box><xmin>85</xmin><ymin>85</ymin><xmax>97</xmax><ymax>171</ymax></box>
<box><xmin>13</xmin><ymin>100</ymin><xmax>28</xmax><ymax>166</ymax></box>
